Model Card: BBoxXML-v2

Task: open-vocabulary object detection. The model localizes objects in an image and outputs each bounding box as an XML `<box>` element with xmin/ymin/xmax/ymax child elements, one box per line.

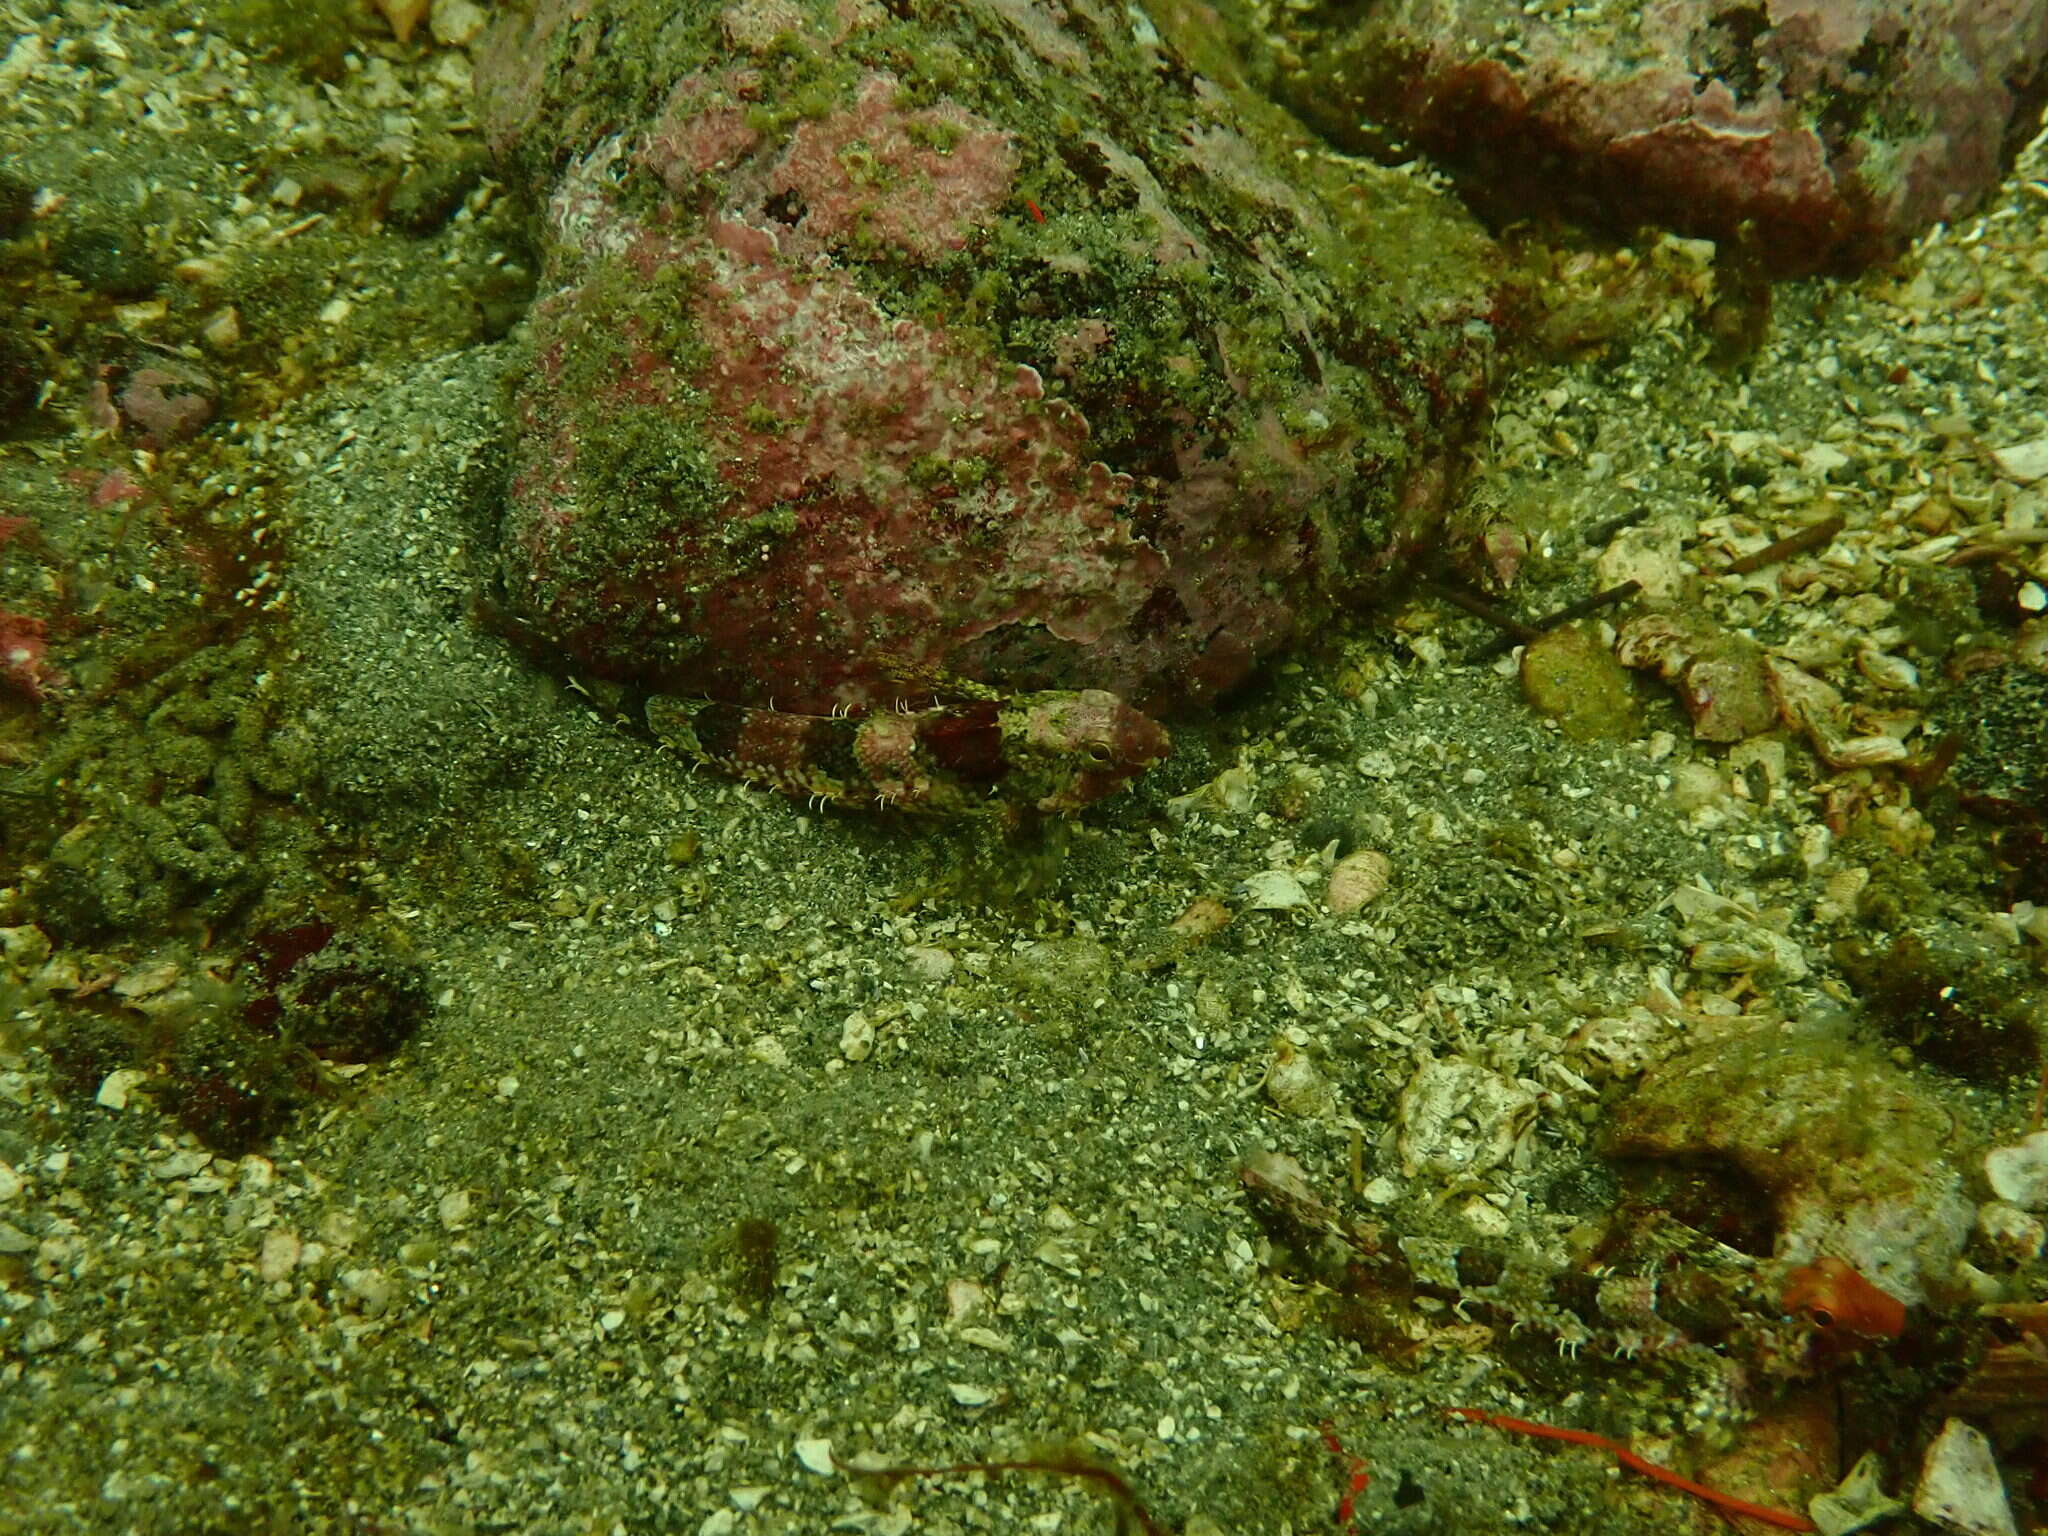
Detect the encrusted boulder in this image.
<box><xmin>1607</xmin><ymin>1022</ymin><xmax>1975</xmax><ymax>1304</ymax></box>
<box><xmin>1266</xmin><ymin>0</ymin><xmax>2048</xmax><ymax>276</ymax></box>
<box><xmin>475</xmin><ymin>0</ymin><xmax>1504</xmax><ymax>730</ymax></box>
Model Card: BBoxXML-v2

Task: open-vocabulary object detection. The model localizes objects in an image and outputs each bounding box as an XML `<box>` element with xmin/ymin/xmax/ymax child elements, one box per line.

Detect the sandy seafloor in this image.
<box><xmin>2</xmin><ymin>3</ymin><xmax>2047</xmax><ymax>1534</ymax></box>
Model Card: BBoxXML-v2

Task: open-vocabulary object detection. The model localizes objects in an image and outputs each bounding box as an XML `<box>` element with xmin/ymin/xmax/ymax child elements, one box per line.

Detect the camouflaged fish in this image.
<box><xmin>644</xmin><ymin>688</ymin><xmax>1170</xmax><ymax>822</ymax></box>
<box><xmin>1239</xmin><ymin>1149</ymin><xmax>1894</xmax><ymax>1388</ymax></box>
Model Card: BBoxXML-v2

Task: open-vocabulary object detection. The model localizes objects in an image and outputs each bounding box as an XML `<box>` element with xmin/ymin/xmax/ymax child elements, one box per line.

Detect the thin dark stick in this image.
<box><xmin>1469</xmin><ymin>580</ymin><xmax>1643</xmax><ymax>661</ymax></box>
<box><xmin>1726</xmin><ymin>513</ymin><xmax>1846</xmax><ymax>575</ymax></box>
<box><xmin>1418</xmin><ymin>580</ymin><xmax>1543</xmax><ymax>644</ymax></box>
<box><xmin>1532</xmin><ymin>579</ymin><xmax>1642</xmax><ymax>628</ymax></box>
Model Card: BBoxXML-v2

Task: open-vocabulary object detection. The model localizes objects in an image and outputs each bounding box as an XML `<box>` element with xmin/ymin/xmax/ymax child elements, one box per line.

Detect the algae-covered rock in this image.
<box><xmin>1607</xmin><ymin>1023</ymin><xmax>1975</xmax><ymax>1304</ymax></box>
<box><xmin>476</xmin><ymin>0</ymin><xmax>1505</xmax><ymax>728</ymax></box>
<box><xmin>1264</xmin><ymin>0</ymin><xmax>2048</xmax><ymax>277</ymax></box>
<box><xmin>1519</xmin><ymin>622</ymin><xmax>1639</xmax><ymax>741</ymax></box>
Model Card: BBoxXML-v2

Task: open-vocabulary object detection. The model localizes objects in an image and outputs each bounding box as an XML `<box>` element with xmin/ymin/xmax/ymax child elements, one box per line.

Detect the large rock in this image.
<box><xmin>473</xmin><ymin>0</ymin><xmax>1504</xmax><ymax>724</ymax></box>
<box><xmin>1267</xmin><ymin>0</ymin><xmax>2048</xmax><ymax>276</ymax></box>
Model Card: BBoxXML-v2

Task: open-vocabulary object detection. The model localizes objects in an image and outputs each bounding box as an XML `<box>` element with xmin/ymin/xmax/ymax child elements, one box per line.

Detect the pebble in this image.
<box><xmin>1913</xmin><ymin>1419</ymin><xmax>2017</xmax><ymax>1536</ymax></box>
<box><xmin>1519</xmin><ymin>623</ymin><xmax>1639</xmax><ymax>740</ymax></box>
<box><xmin>0</xmin><ymin>924</ymin><xmax>50</xmax><ymax>971</ymax></box>
<box><xmin>838</xmin><ymin>1011</ymin><xmax>875</xmax><ymax>1062</ymax></box>
<box><xmin>259</xmin><ymin>1229</ymin><xmax>301</xmax><ymax>1282</ymax></box>
<box><xmin>902</xmin><ymin>944</ymin><xmax>953</xmax><ymax>981</ymax></box>
<box><xmin>200</xmin><ymin>307</ymin><xmax>242</xmax><ymax>350</ymax></box>
<box><xmin>429</xmin><ymin>0</ymin><xmax>489</xmax><ymax>46</ymax></box>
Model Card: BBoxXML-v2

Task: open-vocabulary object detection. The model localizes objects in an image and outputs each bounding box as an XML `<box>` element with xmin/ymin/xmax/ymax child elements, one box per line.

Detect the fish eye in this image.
<box><xmin>1085</xmin><ymin>743</ymin><xmax>1114</xmax><ymax>765</ymax></box>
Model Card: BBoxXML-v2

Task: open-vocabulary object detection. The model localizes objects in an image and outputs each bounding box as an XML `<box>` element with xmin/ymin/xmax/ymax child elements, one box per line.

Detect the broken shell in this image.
<box><xmin>1912</xmin><ymin>1419</ymin><xmax>2017</xmax><ymax>1536</ymax></box>
<box><xmin>1984</xmin><ymin>1131</ymin><xmax>2048</xmax><ymax>1211</ymax></box>
<box><xmin>1811</xmin><ymin>1451</ymin><xmax>1907</xmax><ymax>1536</ymax></box>
<box><xmin>1828</xmin><ymin>735</ymin><xmax>1909</xmax><ymax>767</ymax></box>
<box><xmin>1240</xmin><ymin>869</ymin><xmax>1309</xmax><ymax>912</ymax></box>
<box><xmin>1325</xmin><ymin>848</ymin><xmax>1392</xmax><ymax>915</ymax></box>
<box><xmin>794</xmin><ymin>1438</ymin><xmax>836</xmax><ymax>1476</ymax></box>
<box><xmin>1815</xmin><ymin>866</ymin><xmax>1870</xmax><ymax>922</ymax></box>
<box><xmin>112</xmin><ymin>956</ymin><xmax>180</xmax><ymax>1000</ymax></box>
<box><xmin>1857</xmin><ymin>648</ymin><xmax>1919</xmax><ymax>691</ymax></box>
<box><xmin>1167</xmin><ymin>764</ymin><xmax>1256</xmax><ymax>820</ymax></box>
<box><xmin>95</xmin><ymin>1067</ymin><xmax>151</xmax><ymax>1110</ymax></box>
<box><xmin>944</xmin><ymin>1277</ymin><xmax>987</xmax><ymax>1325</ymax></box>
<box><xmin>1990</xmin><ymin>436</ymin><xmax>2048</xmax><ymax>483</ymax></box>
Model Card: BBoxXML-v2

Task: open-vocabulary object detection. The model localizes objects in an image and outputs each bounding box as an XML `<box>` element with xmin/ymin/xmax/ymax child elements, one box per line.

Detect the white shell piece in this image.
<box><xmin>1240</xmin><ymin>870</ymin><xmax>1309</xmax><ymax>911</ymax></box>
<box><xmin>1984</xmin><ymin>1132</ymin><xmax>2048</xmax><ymax>1211</ymax></box>
<box><xmin>1913</xmin><ymin>1419</ymin><xmax>2016</xmax><ymax>1536</ymax></box>
<box><xmin>1989</xmin><ymin>436</ymin><xmax>2048</xmax><ymax>483</ymax></box>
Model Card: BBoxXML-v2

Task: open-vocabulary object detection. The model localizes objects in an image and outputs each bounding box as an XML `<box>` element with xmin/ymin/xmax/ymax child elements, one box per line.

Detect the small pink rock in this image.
<box><xmin>117</xmin><ymin>361</ymin><xmax>215</xmax><ymax>448</ymax></box>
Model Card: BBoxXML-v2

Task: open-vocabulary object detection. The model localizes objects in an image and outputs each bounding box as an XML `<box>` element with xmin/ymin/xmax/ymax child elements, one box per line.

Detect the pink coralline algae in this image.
<box><xmin>477</xmin><ymin>0</ymin><xmax>1505</xmax><ymax>803</ymax></box>
<box><xmin>0</xmin><ymin>611</ymin><xmax>61</xmax><ymax>700</ymax></box>
<box><xmin>1269</xmin><ymin>0</ymin><xmax>2048</xmax><ymax>276</ymax></box>
<box><xmin>89</xmin><ymin>359</ymin><xmax>216</xmax><ymax>449</ymax></box>
<box><xmin>116</xmin><ymin>363</ymin><xmax>215</xmax><ymax>448</ymax></box>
